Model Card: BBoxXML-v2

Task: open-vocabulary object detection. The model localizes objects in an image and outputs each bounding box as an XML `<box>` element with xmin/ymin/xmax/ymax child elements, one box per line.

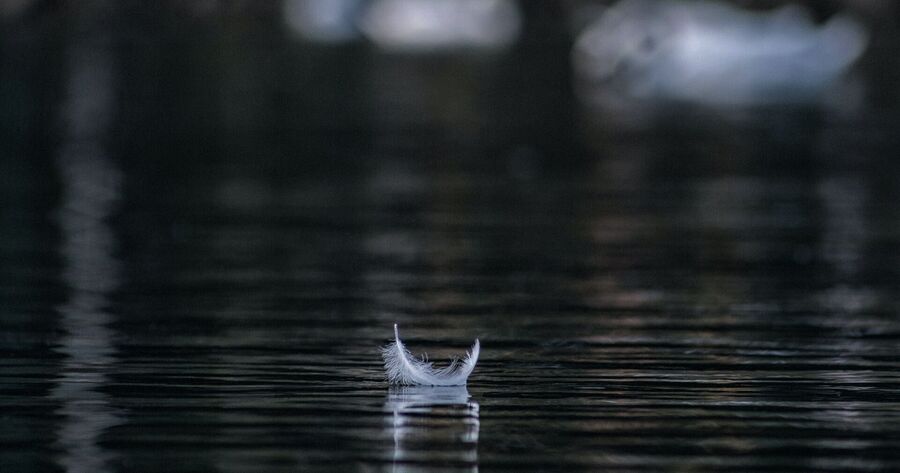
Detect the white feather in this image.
<box><xmin>381</xmin><ymin>324</ymin><xmax>480</xmax><ymax>386</ymax></box>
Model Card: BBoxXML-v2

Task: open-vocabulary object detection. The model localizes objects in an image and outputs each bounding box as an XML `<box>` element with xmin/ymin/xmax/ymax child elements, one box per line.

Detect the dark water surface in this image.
<box><xmin>3</xmin><ymin>5</ymin><xmax>900</xmax><ymax>472</ymax></box>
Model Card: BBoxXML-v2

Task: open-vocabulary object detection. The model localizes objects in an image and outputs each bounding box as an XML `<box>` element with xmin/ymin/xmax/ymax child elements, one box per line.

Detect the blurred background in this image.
<box><xmin>2</xmin><ymin>1</ymin><xmax>900</xmax><ymax>472</ymax></box>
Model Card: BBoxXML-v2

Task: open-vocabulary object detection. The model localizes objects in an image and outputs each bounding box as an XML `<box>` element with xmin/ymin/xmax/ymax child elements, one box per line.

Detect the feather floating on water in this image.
<box><xmin>381</xmin><ymin>324</ymin><xmax>479</xmax><ymax>386</ymax></box>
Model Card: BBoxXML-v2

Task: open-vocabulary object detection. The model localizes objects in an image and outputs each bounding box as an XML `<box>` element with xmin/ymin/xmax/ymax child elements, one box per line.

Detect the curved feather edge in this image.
<box><xmin>381</xmin><ymin>324</ymin><xmax>479</xmax><ymax>386</ymax></box>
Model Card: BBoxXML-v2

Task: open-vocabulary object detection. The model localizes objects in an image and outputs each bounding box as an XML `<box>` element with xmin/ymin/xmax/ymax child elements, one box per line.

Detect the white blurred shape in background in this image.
<box><xmin>283</xmin><ymin>0</ymin><xmax>366</xmax><ymax>43</ymax></box>
<box><xmin>573</xmin><ymin>0</ymin><xmax>868</xmax><ymax>108</ymax></box>
<box><xmin>360</xmin><ymin>0</ymin><xmax>521</xmax><ymax>53</ymax></box>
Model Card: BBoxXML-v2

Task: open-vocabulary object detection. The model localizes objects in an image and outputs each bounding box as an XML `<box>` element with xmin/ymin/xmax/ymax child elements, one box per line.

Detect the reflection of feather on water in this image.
<box><xmin>385</xmin><ymin>386</ymin><xmax>476</xmax><ymax>413</ymax></box>
<box><xmin>385</xmin><ymin>386</ymin><xmax>479</xmax><ymax>472</ymax></box>
<box><xmin>573</xmin><ymin>0</ymin><xmax>868</xmax><ymax>107</ymax></box>
<box><xmin>382</xmin><ymin>324</ymin><xmax>479</xmax><ymax>386</ymax></box>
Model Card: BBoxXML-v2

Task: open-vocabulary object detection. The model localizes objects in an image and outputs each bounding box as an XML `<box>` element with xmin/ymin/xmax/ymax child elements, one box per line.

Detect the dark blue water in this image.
<box><xmin>2</xmin><ymin>4</ymin><xmax>900</xmax><ymax>472</ymax></box>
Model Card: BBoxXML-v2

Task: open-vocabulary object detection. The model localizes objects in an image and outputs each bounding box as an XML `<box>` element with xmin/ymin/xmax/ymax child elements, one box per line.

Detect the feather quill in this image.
<box><xmin>381</xmin><ymin>324</ymin><xmax>480</xmax><ymax>386</ymax></box>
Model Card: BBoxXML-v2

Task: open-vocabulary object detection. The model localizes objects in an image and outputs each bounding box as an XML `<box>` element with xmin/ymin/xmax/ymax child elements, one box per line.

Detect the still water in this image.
<box><xmin>2</xmin><ymin>4</ymin><xmax>900</xmax><ymax>472</ymax></box>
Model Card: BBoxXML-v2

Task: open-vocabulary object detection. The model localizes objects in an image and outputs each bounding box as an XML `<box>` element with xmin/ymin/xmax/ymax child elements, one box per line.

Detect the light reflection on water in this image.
<box><xmin>49</xmin><ymin>7</ymin><xmax>123</xmax><ymax>473</ymax></box>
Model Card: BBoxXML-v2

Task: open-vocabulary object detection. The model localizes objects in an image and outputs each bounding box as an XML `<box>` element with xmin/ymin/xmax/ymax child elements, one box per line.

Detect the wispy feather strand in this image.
<box><xmin>381</xmin><ymin>324</ymin><xmax>480</xmax><ymax>386</ymax></box>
